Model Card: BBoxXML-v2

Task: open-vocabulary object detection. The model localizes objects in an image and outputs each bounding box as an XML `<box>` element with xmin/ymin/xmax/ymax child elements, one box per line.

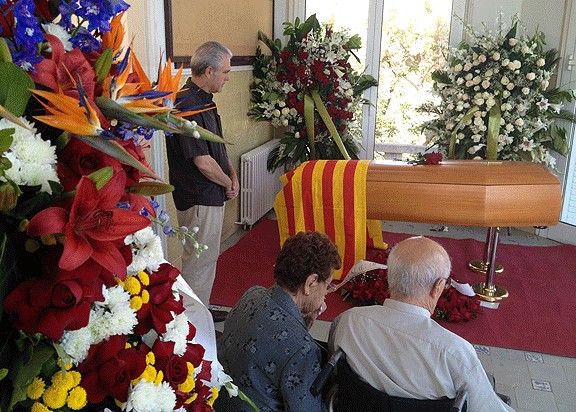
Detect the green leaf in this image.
<box><xmin>486</xmin><ymin>100</ymin><xmax>501</xmax><ymax>160</ymax></box>
<box><xmin>9</xmin><ymin>342</ymin><xmax>55</xmax><ymax>410</ymax></box>
<box><xmin>155</xmin><ymin>112</ymin><xmax>229</xmax><ymax>144</ymax></box>
<box><xmin>75</xmin><ymin>135</ymin><xmax>162</xmax><ymax>180</ymax></box>
<box><xmin>0</xmin><ymin>368</ymin><xmax>7</xmax><ymax>381</ymax></box>
<box><xmin>127</xmin><ymin>181</ymin><xmax>174</xmax><ymax>196</ymax></box>
<box><xmin>0</xmin><ymin>128</ymin><xmax>14</xmax><ymax>153</ymax></box>
<box><xmin>235</xmin><ymin>388</ymin><xmax>260</xmax><ymax>412</ymax></box>
<box><xmin>448</xmin><ymin>106</ymin><xmax>479</xmax><ymax>159</ymax></box>
<box><xmin>96</xmin><ymin>96</ymin><xmax>180</xmax><ymax>134</ymax></box>
<box><xmin>344</xmin><ymin>34</ymin><xmax>362</xmax><ymax>51</ymax></box>
<box><xmin>94</xmin><ymin>48</ymin><xmax>114</xmax><ymax>83</ymax></box>
<box><xmin>0</xmin><ymin>38</ymin><xmax>11</xmax><ymax>63</ymax></box>
<box><xmin>0</xmin><ymin>62</ymin><xmax>34</xmax><ymax>117</ymax></box>
<box><xmin>88</xmin><ymin>166</ymin><xmax>114</xmax><ymax>190</ymax></box>
<box><xmin>551</xmin><ymin>125</ymin><xmax>568</xmax><ymax>154</ymax></box>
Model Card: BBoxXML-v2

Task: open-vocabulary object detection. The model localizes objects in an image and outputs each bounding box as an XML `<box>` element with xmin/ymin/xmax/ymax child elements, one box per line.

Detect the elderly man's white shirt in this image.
<box><xmin>329</xmin><ymin>299</ymin><xmax>514</xmax><ymax>412</ymax></box>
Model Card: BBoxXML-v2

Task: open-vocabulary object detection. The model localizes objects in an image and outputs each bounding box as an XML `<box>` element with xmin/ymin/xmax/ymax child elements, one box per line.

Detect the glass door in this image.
<box><xmin>545</xmin><ymin>1</ymin><xmax>576</xmax><ymax>245</ymax></box>
<box><xmin>305</xmin><ymin>0</ymin><xmax>462</xmax><ymax>160</ymax></box>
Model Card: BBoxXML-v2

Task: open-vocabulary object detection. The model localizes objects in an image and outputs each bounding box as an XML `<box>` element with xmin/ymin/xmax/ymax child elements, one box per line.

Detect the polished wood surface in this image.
<box><xmin>365</xmin><ymin>160</ymin><xmax>561</xmax><ymax>227</ymax></box>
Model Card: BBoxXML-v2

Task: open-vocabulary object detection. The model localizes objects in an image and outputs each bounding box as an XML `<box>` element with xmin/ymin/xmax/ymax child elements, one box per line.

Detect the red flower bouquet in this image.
<box><xmin>0</xmin><ymin>2</ymin><xmax>239</xmax><ymax>411</ymax></box>
<box><xmin>248</xmin><ymin>14</ymin><xmax>378</xmax><ymax>171</ymax></box>
<box><xmin>342</xmin><ymin>249</ymin><xmax>480</xmax><ymax>322</ymax></box>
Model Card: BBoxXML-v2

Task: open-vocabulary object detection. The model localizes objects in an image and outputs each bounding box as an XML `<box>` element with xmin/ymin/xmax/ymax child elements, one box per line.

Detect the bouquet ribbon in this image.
<box><xmin>303</xmin><ymin>89</ymin><xmax>351</xmax><ymax>160</ymax></box>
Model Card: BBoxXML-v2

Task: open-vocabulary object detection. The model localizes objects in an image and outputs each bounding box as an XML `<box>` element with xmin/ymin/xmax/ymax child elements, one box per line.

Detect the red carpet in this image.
<box><xmin>212</xmin><ymin>219</ymin><xmax>576</xmax><ymax>357</ymax></box>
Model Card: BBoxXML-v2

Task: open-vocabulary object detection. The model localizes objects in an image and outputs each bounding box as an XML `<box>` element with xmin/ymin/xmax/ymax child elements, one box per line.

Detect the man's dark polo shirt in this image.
<box><xmin>166</xmin><ymin>79</ymin><xmax>231</xmax><ymax>210</ymax></box>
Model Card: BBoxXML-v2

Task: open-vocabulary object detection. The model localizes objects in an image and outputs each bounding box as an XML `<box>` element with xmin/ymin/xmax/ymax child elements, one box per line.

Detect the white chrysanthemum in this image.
<box><xmin>126</xmin><ymin>381</ymin><xmax>176</xmax><ymax>412</ymax></box>
<box><xmin>60</xmin><ymin>328</ymin><xmax>93</xmax><ymax>365</ymax></box>
<box><xmin>162</xmin><ymin>313</ymin><xmax>190</xmax><ymax>356</ymax></box>
<box><xmin>91</xmin><ymin>286</ymin><xmax>137</xmax><ymax>340</ymax></box>
<box><xmin>125</xmin><ymin>227</ymin><xmax>165</xmax><ymax>274</ymax></box>
<box><xmin>42</xmin><ymin>23</ymin><xmax>73</xmax><ymax>51</ymax></box>
<box><xmin>60</xmin><ymin>286</ymin><xmax>137</xmax><ymax>364</ymax></box>
<box><xmin>0</xmin><ymin>117</ymin><xmax>59</xmax><ymax>193</ymax></box>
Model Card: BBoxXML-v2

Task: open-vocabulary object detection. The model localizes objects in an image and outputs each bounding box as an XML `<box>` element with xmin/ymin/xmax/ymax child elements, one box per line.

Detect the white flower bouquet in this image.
<box><xmin>421</xmin><ymin>16</ymin><xmax>576</xmax><ymax>167</ymax></box>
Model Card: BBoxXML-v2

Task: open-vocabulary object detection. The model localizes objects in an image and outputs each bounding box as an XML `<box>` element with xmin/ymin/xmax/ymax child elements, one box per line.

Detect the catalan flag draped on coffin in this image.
<box><xmin>274</xmin><ymin>160</ymin><xmax>387</xmax><ymax>280</ymax></box>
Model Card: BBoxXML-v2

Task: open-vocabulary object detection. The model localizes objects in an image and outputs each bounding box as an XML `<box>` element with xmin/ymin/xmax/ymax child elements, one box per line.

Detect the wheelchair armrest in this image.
<box><xmin>450</xmin><ymin>390</ymin><xmax>467</xmax><ymax>412</ymax></box>
<box><xmin>310</xmin><ymin>349</ymin><xmax>345</xmax><ymax>397</ymax></box>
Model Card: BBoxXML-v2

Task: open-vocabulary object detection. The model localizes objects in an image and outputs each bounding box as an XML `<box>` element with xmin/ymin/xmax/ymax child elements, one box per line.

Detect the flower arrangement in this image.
<box><xmin>342</xmin><ymin>249</ymin><xmax>480</xmax><ymax>323</ymax></box>
<box><xmin>248</xmin><ymin>14</ymin><xmax>377</xmax><ymax>171</ymax></box>
<box><xmin>0</xmin><ymin>1</ymin><xmax>239</xmax><ymax>411</ymax></box>
<box><xmin>421</xmin><ymin>16</ymin><xmax>576</xmax><ymax>167</ymax></box>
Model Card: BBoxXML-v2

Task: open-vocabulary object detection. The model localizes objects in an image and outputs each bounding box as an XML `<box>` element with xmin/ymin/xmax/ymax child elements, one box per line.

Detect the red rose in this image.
<box><xmin>424</xmin><ymin>151</ymin><xmax>443</xmax><ymax>165</ymax></box>
<box><xmin>134</xmin><ymin>263</ymin><xmax>184</xmax><ymax>335</ymax></box>
<box><xmin>78</xmin><ymin>335</ymin><xmax>147</xmax><ymax>403</ymax></box>
<box><xmin>4</xmin><ymin>262</ymin><xmax>105</xmax><ymax>340</ymax></box>
<box><xmin>58</xmin><ymin>138</ymin><xmax>124</xmax><ymax>191</ymax></box>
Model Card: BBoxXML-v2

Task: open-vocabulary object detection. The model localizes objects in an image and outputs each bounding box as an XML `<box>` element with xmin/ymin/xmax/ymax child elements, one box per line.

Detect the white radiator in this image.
<box><xmin>239</xmin><ymin>139</ymin><xmax>283</xmax><ymax>229</ymax></box>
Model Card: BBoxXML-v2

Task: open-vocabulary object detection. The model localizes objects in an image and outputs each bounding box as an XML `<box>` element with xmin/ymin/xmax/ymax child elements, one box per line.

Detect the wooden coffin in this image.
<box><xmin>365</xmin><ymin>160</ymin><xmax>561</xmax><ymax>227</ymax></box>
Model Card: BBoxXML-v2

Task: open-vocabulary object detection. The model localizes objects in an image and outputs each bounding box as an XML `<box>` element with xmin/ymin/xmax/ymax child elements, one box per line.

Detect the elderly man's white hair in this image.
<box><xmin>387</xmin><ymin>236</ymin><xmax>451</xmax><ymax>297</ymax></box>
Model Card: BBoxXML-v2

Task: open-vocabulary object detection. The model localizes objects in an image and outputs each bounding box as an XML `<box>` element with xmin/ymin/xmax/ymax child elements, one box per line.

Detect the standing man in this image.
<box><xmin>166</xmin><ymin>41</ymin><xmax>239</xmax><ymax>321</ymax></box>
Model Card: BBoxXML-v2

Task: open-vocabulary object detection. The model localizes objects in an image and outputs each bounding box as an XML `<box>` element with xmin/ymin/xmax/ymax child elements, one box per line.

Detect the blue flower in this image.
<box><xmin>70</xmin><ymin>26</ymin><xmax>99</xmax><ymax>53</ymax></box>
<box><xmin>12</xmin><ymin>0</ymin><xmax>45</xmax><ymax>53</ymax></box>
<box><xmin>59</xmin><ymin>0</ymin><xmax>80</xmax><ymax>30</ymax></box>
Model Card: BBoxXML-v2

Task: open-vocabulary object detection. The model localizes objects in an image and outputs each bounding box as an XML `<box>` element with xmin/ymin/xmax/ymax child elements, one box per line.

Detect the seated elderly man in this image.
<box><xmin>329</xmin><ymin>236</ymin><xmax>514</xmax><ymax>412</ymax></box>
<box><xmin>217</xmin><ymin>231</ymin><xmax>341</xmax><ymax>411</ymax></box>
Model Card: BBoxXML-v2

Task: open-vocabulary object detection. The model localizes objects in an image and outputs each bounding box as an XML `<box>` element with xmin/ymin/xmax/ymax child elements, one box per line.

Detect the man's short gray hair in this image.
<box><xmin>190</xmin><ymin>41</ymin><xmax>232</xmax><ymax>76</ymax></box>
<box><xmin>387</xmin><ymin>236</ymin><xmax>451</xmax><ymax>297</ymax></box>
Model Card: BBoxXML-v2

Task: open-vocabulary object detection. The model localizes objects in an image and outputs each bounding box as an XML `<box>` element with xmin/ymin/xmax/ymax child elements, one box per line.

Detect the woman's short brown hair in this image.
<box><xmin>274</xmin><ymin>231</ymin><xmax>341</xmax><ymax>293</ymax></box>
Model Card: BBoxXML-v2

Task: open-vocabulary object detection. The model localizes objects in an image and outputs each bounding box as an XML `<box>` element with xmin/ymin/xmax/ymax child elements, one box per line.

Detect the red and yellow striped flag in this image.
<box><xmin>274</xmin><ymin>160</ymin><xmax>387</xmax><ymax>280</ymax></box>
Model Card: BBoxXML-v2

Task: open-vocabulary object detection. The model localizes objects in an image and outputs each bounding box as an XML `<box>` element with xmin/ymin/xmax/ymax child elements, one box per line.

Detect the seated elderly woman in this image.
<box><xmin>217</xmin><ymin>231</ymin><xmax>341</xmax><ymax>411</ymax></box>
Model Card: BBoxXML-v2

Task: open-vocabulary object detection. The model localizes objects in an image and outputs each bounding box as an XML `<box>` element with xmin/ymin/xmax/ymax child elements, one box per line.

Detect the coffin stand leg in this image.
<box><xmin>472</xmin><ymin>227</ymin><xmax>509</xmax><ymax>302</ymax></box>
<box><xmin>468</xmin><ymin>227</ymin><xmax>504</xmax><ymax>274</ymax></box>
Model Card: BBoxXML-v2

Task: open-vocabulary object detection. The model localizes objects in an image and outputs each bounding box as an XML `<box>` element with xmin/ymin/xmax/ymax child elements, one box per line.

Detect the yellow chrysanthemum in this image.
<box><xmin>178</xmin><ymin>376</ymin><xmax>195</xmax><ymax>393</ymax></box>
<box><xmin>66</xmin><ymin>386</ymin><xmax>88</xmax><ymax>410</ymax></box>
<box><xmin>42</xmin><ymin>385</ymin><xmax>67</xmax><ymax>409</ymax></box>
<box><xmin>137</xmin><ymin>364</ymin><xmax>157</xmax><ymax>383</ymax></box>
<box><xmin>31</xmin><ymin>401</ymin><xmax>51</xmax><ymax>412</ymax></box>
<box><xmin>57</xmin><ymin>359</ymin><xmax>73</xmax><ymax>371</ymax></box>
<box><xmin>206</xmin><ymin>387</ymin><xmax>219</xmax><ymax>407</ymax></box>
<box><xmin>137</xmin><ymin>271</ymin><xmax>150</xmax><ymax>286</ymax></box>
<box><xmin>146</xmin><ymin>351</ymin><xmax>156</xmax><ymax>365</ymax></box>
<box><xmin>69</xmin><ymin>371</ymin><xmax>82</xmax><ymax>387</ymax></box>
<box><xmin>26</xmin><ymin>377</ymin><xmax>46</xmax><ymax>400</ymax></box>
<box><xmin>154</xmin><ymin>370</ymin><xmax>164</xmax><ymax>385</ymax></box>
<box><xmin>51</xmin><ymin>370</ymin><xmax>75</xmax><ymax>391</ymax></box>
<box><xmin>124</xmin><ymin>276</ymin><xmax>142</xmax><ymax>295</ymax></box>
<box><xmin>141</xmin><ymin>289</ymin><xmax>150</xmax><ymax>304</ymax></box>
<box><xmin>185</xmin><ymin>392</ymin><xmax>198</xmax><ymax>405</ymax></box>
<box><xmin>130</xmin><ymin>295</ymin><xmax>143</xmax><ymax>310</ymax></box>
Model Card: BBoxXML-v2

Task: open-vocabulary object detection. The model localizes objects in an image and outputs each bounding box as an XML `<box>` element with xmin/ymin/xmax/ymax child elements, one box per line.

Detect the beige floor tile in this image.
<box><xmin>528</xmin><ymin>362</ymin><xmax>568</xmax><ymax>384</ymax></box>
<box><xmin>514</xmin><ymin>386</ymin><xmax>558</xmax><ymax>411</ymax></box>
